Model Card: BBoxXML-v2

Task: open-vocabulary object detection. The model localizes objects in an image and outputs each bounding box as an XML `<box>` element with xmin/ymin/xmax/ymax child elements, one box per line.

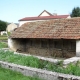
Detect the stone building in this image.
<box><xmin>9</xmin><ymin>17</ymin><xmax>80</xmax><ymax>58</ymax></box>
<box><xmin>6</xmin><ymin>23</ymin><xmax>18</xmax><ymax>32</ymax></box>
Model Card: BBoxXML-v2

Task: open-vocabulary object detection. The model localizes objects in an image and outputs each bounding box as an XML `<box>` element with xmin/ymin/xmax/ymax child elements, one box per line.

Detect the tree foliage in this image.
<box><xmin>71</xmin><ymin>7</ymin><xmax>80</xmax><ymax>17</ymax></box>
<box><xmin>0</xmin><ymin>20</ymin><xmax>7</xmax><ymax>31</ymax></box>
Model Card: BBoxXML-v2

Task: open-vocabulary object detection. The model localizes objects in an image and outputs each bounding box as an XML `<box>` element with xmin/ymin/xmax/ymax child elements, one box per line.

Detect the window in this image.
<box><xmin>49</xmin><ymin>39</ymin><xmax>54</xmax><ymax>48</ymax></box>
<box><xmin>41</xmin><ymin>40</ymin><xmax>48</xmax><ymax>48</ymax></box>
<box><xmin>63</xmin><ymin>40</ymin><xmax>76</xmax><ymax>51</ymax></box>
<box><xmin>63</xmin><ymin>40</ymin><xmax>68</xmax><ymax>49</ymax></box>
<box><xmin>71</xmin><ymin>42</ymin><xmax>76</xmax><ymax>51</ymax></box>
<box><xmin>30</xmin><ymin>39</ymin><xmax>36</xmax><ymax>46</ymax></box>
<box><xmin>35</xmin><ymin>39</ymin><xmax>40</xmax><ymax>47</ymax></box>
<box><xmin>54</xmin><ymin>41</ymin><xmax>61</xmax><ymax>49</ymax></box>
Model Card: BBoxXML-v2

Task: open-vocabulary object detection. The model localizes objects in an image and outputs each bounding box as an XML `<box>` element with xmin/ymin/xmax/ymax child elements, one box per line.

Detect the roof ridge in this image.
<box><xmin>38</xmin><ymin>10</ymin><xmax>53</xmax><ymax>17</ymax></box>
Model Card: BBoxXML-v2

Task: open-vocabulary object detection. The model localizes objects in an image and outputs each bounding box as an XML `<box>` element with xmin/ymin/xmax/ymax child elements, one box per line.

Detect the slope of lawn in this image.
<box><xmin>0</xmin><ymin>42</ymin><xmax>8</xmax><ymax>48</ymax></box>
<box><xmin>0</xmin><ymin>66</ymin><xmax>42</xmax><ymax>80</ymax></box>
<box><xmin>0</xmin><ymin>35</ymin><xmax>8</xmax><ymax>40</ymax></box>
<box><xmin>0</xmin><ymin>50</ymin><xmax>80</xmax><ymax>76</ymax></box>
<box><xmin>0</xmin><ymin>35</ymin><xmax>8</xmax><ymax>48</ymax></box>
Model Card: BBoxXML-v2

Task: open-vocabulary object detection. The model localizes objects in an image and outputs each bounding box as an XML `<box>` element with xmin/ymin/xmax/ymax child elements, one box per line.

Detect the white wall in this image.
<box><xmin>39</xmin><ymin>12</ymin><xmax>50</xmax><ymax>16</ymax></box>
<box><xmin>19</xmin><ymin>21</ymin><xmax>33</xmax><ymax>27</ymax></box>
<box><xmin>76</xmin><ymin>40</ymin><xmax>80</xmax><ymax>56</ymax></box>
<box><xmin>7</xmin><ymin>23</ymin><xmax>18</xmax><ymax>32</ymax></box>
<box><xmin>1</xmin><ymin>31</ymin><xmax>7</xmax><ymax>35</ymax></box>
<box><xmin>67</xmin><ymin>15</ymin><xmax>71</xmax><ymax>18</ymax></box>
<box><xmin>8</xmin><ymin>38</ymin><xmax>15</xmax><ymax>51</ymax></box>
<box><xmin>8</xmin><ymin>38</ymin><xmax>26</xmax><ymax>52</ymax></box>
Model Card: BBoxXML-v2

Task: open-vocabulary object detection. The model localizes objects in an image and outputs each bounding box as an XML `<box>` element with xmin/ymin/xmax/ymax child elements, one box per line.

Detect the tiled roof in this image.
<box><xmin>11</xmin><ymin>17</ymin><xmax>80</xmax><ymax>39</ymax></box>
<box><xmin>19</xmin><ymin>15</ymin><xmax>70</xmax><ymax>21</ymax></box>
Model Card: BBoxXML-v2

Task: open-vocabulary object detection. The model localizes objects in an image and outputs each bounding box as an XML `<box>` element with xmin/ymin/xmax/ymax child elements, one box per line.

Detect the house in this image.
<box><xmin>19</xmin><ymin>10</ymin><xmax>70</xmax><ymax>27</ymax></box>
<box><xmin>9</xmin><ymin>17</ymin><xmax>80</xmax><ymax>58</ymax></box>
<box><xmin>6</xmin><ymin>23</ymin><xmax>18</xmax><ymax>32</ymax></box>
<box><xmin>0</xmin><ymin>31</ymin><xmax>7</xmax><ymax>35</ymax></box>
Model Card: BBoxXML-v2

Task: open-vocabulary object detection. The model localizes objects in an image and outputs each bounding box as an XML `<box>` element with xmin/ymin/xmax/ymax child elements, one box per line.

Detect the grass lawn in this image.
<box><xmin>0</xmin><ymin>50</ymin><xmax>80</xmax><ymax>76</ymax></box>
<box><xmin>0</xmin><ymin>66</ymin><xmax>42</xmax><ymax>80</ymax></box>
<box><xmin>0</xmin><ymin>35</ymin><xmax>8</xmax><ymax>40</ymax></box>
<box><xmin>0</xmin><ymin>42</ymin><xmax>8</xmax><ymax>48</ymax></box>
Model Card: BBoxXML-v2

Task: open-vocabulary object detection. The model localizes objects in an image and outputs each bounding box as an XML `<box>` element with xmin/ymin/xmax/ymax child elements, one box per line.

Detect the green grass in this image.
<box><xmin>0</xmin><ymin>50</ymin><xmax>80</xmax><ymax>76</ymax></box>
<box><xmin>7</xmin><ymin>32</ymin><xmax>11</xmax><ymax>36</ymax></box>
<box><xmin>60</xmin><ymin>62</ymin><xmax>80</xmax><ymax>76</ymax></box>
<box><xmin>0</xmin><ymin>66</ymin><xmax>42</xmax><ymax>80</ymax></box>
<box><xmin>0</xmin><ymin>50</ymin><xmax>44</xmax><ymax>68</ymax></box>
<box><xmin>0</xmin><ymin>42</ymin><xmax>8</xmax><ymax>48</ymax></box>
<box><xmin>0</xmin><ymin>35</ymin><xmax>8</xmax><ymax>40</ymax></box>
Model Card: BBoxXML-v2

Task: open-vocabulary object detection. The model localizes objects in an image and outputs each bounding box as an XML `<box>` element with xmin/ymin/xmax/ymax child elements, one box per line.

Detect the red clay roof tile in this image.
<box><xmin>11</xmin><ymin>17</ymin><xmax>80</xmax><ymax>39</ymax></box>
<box><xmin>19</xmin><ymin>15</ymin><xmax>70</xmax><ymax>21</ymax></box>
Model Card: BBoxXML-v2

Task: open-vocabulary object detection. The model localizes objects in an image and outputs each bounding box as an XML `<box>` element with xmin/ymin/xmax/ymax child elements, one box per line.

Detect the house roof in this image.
<box><xmin>38</xmin><ymin>10</ymin><xmax>53</xmax><ymax>16</ymax></box>
<box><xmin>19</xmin><ymin>15</ymin><xmax>70</xmax><ymax>21</ymax></box>
<box><xmin>11</xmin><ymin>17</ymin><xmax>80</xmax><ymax>39</ymax></box>
<box><xmin>19</xmin><ymin>10</ymin><xmax>70</xmax><ymax>21</ymax></box>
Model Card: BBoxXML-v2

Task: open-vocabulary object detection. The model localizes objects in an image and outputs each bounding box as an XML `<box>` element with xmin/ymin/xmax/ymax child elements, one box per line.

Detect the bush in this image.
<box><xmin>0</xmin><ymin>20</ymin><xmax>7</xmax><ymax>31</ymax></box>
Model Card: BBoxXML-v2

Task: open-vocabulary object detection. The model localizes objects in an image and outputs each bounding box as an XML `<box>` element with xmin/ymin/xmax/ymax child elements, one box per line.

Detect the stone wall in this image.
<box><xmin>26</xmin><ymin>39</ymin><xmax>76</xmax><ymax>58</ymax></box>
<box><xmin>8</xmin><ymin>38</ymin><xmax>26</xmax><ymax>52</ymax></box>
<box><xmin>9</xmin><ymin>38</ymin><xmax>76</xmax><ymax>58</ymax></box>
<box><xmin>0</xmin><ymin>61</ymin><xmax>80</xmax><ymax>80</ymax></box>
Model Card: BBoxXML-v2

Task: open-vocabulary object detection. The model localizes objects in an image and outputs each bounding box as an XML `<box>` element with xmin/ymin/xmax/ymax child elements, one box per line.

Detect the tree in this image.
<box><xmin>71</xmin><ymin>7</ymin><xmax>80</xmax><ymax>17</ymax></box>
<box><xmin>0</xmin><ymin>20</ymin><xmax>7</xmax><ymax>31</ymax></box>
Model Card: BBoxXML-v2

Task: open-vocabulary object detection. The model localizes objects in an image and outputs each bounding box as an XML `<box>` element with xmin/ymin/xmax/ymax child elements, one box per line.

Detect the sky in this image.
<box><xmin>0</xmin><ymin>0</ymin><xmax>80</xmax><ymax>23</ymax></box>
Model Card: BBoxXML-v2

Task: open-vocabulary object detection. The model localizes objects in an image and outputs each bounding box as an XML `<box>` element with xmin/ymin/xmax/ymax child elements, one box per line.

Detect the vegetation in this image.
<box><xmin>0</xmin><ymin>42</ymin><xmax>8</xmax><ymax>48</ymax></box>
<box><xmin>7</xmin><ymin>31</ymin><xmax>11</xmax><ymax>36</ymax></box>
<box><xmin>0</xmin><ymin>50</ymin><xmax>80</xmax><ymax>76</ymax></box>
<box><xmin>0</xmin><ymin>20</ymin><xmax>7</xmax><ymax>31</ymax></box>
<box><xmin>0</xmin><ymin>35</ymin><xmax>8</xmax><ymax>48</ymax></box>
<box><xmin>0</xmin><ymin>50</ymin><xmax>44</xmax><ymax>68</ymax></box>
<box><xmin>0</xmin><ymin>35</ymin><xmax>8</xmax><ymax>40</ymax></box>
<box><xmin>71</xmin><ymin>7</ymin><xmax>80</xmax><ymax>17</ymax></box>
<box><xmin>0</xmin><ymin>66</ymin><xmax>42</xmax><ymax>80</ymax></box>
<box><xmin>61</xmin><ymin>62</ymin><xmax>80</xmax><ymax>76</ymax></box>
